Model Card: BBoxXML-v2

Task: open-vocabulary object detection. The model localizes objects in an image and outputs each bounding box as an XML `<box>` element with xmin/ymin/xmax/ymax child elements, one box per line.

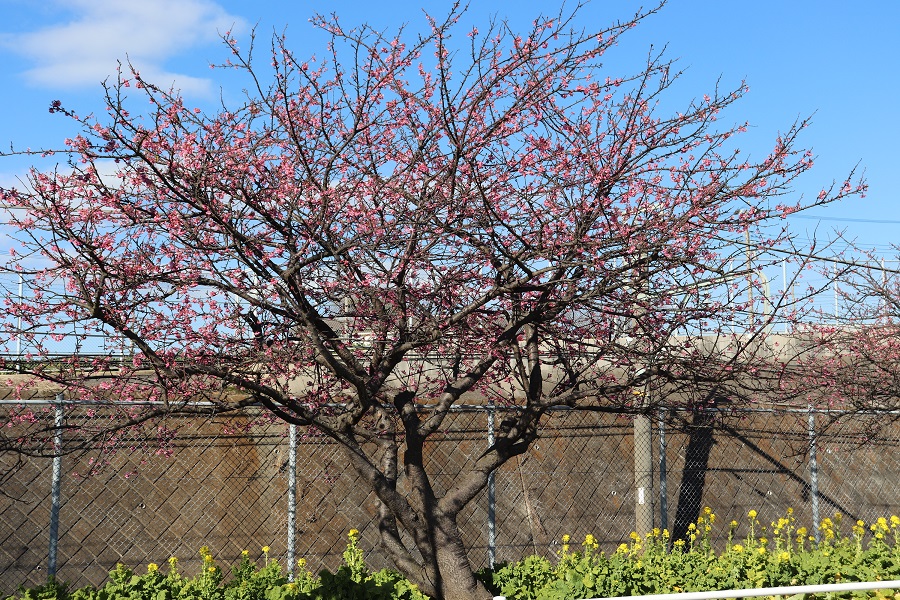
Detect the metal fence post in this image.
<box><xmin>807</xmin><ymin>406</ymin><xmax>821</xmax><ymax>542</ymax></box>
<box><xmin>48</xmin><ymin>392</ymin><xmax>64</xmax><ymax>578</ymax></box>
<box><xmin>287</xmin><ymin>423</ymin><xmax>297</xmax><ymax>580</ymax></box>
<box><xmin>487</xmin><ymin>401</ymin><xmax>496</xmax><ymax>568</ymax></box>
<box><xmin>658</xmin><ymin>407</ymin><xmax>668</xmax><ymax>533</ymax></box>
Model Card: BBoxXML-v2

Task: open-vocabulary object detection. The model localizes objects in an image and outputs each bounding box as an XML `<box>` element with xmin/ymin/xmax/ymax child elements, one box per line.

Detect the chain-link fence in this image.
<box><xmin>2</xmin><ymin>401</ymin><xmax>899</xmax><ymax>594</ymax></box>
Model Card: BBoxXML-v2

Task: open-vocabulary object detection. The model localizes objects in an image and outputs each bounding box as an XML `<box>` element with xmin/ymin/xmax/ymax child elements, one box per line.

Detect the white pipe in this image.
<box><xmin>487</xmin><ymin>399</ymin><xmax>496</xmax><ymax>568</ymax></box>
<box><xmin>578</xmin><ymin>580</ymin><xmax>900</xmax><ymax>600</ymax></box>
<box><xmin>494</xmin><ymin>580</ymin><xmax>900</xmax><ymax>600</ymax></box>
<box><xmin>286</xmin><ymin>423</ymin><xmax>297</xmax><ymax>581</ymax></box>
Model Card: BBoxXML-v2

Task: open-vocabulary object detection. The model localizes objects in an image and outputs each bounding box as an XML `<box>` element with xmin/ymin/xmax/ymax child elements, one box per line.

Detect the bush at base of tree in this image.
<box><xmin>3</xmin><ymin>531</ymin><xmax>426</xmax><ymax>600</ymax></box>
<box><xmin>7</xmin><ymin>511</ymin><xmax>900</xmax><ymax>600</ymax></box>
<box><xmin>483</xmin><ymin>509</ymin><xmax>900</xmax><ymax>600</ymax></box>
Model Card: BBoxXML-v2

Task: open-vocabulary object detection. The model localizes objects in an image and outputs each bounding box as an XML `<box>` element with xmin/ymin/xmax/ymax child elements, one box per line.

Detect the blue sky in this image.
<box><xmin>0</xmin><ymin>0</ymin><xmax>897</xmax><ymax>254</ymax></box>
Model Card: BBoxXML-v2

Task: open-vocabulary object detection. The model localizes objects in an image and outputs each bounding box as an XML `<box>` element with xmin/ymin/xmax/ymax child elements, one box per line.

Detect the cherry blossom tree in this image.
<box><xmin>0</xmin><ymin>4</ymin><xmax>864</xmax><ymax>598</ymax></box>
<box><xmin>802</xmin><ymin>255</ymin><xmax>900</xmax><ymax>416</ymax></box>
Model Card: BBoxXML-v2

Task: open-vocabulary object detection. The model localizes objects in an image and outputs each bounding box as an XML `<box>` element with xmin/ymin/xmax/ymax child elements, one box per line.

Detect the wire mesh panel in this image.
<box><xmin>2</xmin><ymin>402</ymin><xmax>900</xmax><ymax>594</ymax></box>
<box><xmin>62</xmin><ymin>425</ymin><xmax>290</xmax><ymax>586</ymax></box>
<box><xmin>660</xmin><ymin>409</ymin><xmax>814</xmax><ymax>545</ymax></box>
<box><xmin>289</xmin><ymin>431</ymin><xmax>381</xmax><ymax>575</ymax></box>
<box><xmin>658</xmin><ymin>409</ymin><xmax>900</xmax><ymax>547</ymax></box>
<box><xmin>0</xmin><ymin>449</ymin><xmax>49</xmax><ymax>589</ymax></box>
<box><xmin>494</xmin><ymin>410</ymin><xmax>638</xmax><ymax>561</ymax></box>
<box><xmin>812</xmin><ymin>412</ymin><xmax>900</xmax><ymax>520</ymax></box>
<box><xmin>1</xmin><ymin>405</ymin><xmax>292</xmax><ymax>590</ymax></box>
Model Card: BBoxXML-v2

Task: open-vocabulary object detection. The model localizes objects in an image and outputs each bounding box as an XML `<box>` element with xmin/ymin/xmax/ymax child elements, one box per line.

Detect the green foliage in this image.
<box><xmin>488</xmin><ymin>555</ymin><xmax>556</xmax><ymax>600</ymax></box>
<box><xmin>487</xmin><ymin>510</ymin><xmax>900</xmax><ymax>600</ymax></box>
<box><xmin>311</xmin><ymin>530</ymin><xmax>427</xmax><ymax>600</ymax></box>
<box><xmin>5</xmin><ymin>579</ymin><xmax>69</xmax><ymax>600</ymax></box>
<box><xmin>4</xmin><ymin>534</ymin><xmax>424</xmax><ymax>600</ymax></box>
<box><xmin>7</xmin><ymin>513</ymin><xmax>900</xmax><ymax>600</ymax></box>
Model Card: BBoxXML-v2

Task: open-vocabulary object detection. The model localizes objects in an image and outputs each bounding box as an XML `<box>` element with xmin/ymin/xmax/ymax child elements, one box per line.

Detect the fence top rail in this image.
<box><xmin>2</xmin><ymin>398</ymin><xmax>900</xmax><ymax>417</ymax></box>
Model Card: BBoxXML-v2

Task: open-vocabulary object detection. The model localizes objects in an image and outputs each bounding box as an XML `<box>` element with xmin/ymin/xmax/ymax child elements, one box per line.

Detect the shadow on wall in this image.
<box><xmin>671</xmin><ymin>406</ymin><xmax>716</xmax><ymax>542</ymax></box>
<box><xmin>670</xmin><ymin>403</ymin><xmax>862</xmax><ymax>543</ymax></box>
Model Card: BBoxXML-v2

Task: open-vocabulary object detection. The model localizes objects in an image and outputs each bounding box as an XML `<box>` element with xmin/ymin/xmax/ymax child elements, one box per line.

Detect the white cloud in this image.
<box><xmin>2</xmin><ymin>0</ymin><xmax>246</xmax><ymax>96</ymax></box>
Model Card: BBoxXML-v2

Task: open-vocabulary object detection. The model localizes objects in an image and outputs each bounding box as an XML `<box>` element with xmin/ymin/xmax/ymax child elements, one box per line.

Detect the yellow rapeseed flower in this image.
<box><xmin>617</xmin><ymin>543</ymin><xmax>629</xmax><ymax>553</ymax></box>
<box><xmin>207</xmin><ymin>566</ymin><xmax>216</xmax><ymax>574</ymax></box>
<box><xmin>262</xmin><ymin>546</ymin><xmax>270</xmax><ymax>554</ymax></box>
<box><xmin>583</xmin><ymin>534</ymin><xmax>597</xmax><ymax>548</ymax></box>
<box><xmin>561</xmin><ymin>534</ymin><xmax>570</xmax><ymax>543</ymax></box>
<box><xmin>779</xmin><ymin>551</ymin><xmax>790</xmax><ymax>562</ymax></box>
<box><xmin>704</xmin><ymin>506</ymin><xmax>712</xmax><ymax>515</ymax></box>
<box><xmin>630</xmin><ymin>532</ymin><xmax>641</xmax><ymax>541</ymax></box>
<box><xmin>749</xmin><ymin>510</ymin><xmax>758</xmax><ymax>519</ymax></box>
<box><xmin>349</xmin><ymin>529</ymin><xmax>359</xmax><ymax>538</ymax></box>
<box><xmin>732</xmin><ymin>544</ymin><xmax>744</xmax><ymax>553</ymax></box>
<box><xmin>241</xmin><ymin>550</ymin><xmax>249</xmax><ymax>557</ymax></box>
<box><xmin>730</xmin><ymin>520</ymin><xmax>739</xmax><ymax>528</ymax></box>
<box><xmin>147</xmin><ymin>563</ymin><xmax>159</xmax><ymax>573</ymax></box>
<box><xmin>890</xmin><ymin>515</ymin><xmax>900</xmax><ymax>528</ymax></box>
<box><xmin>298</xmin><ymin>558</ymin><xmax>307</xmax><ymax>569</ymax></box>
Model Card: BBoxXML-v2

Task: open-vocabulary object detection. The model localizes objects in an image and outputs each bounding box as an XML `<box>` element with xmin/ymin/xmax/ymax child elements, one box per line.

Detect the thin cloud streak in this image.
<box><xmin>1</xmin><ymin>0</ymin><xmax>246</xmax><ymax>95</ymax></box>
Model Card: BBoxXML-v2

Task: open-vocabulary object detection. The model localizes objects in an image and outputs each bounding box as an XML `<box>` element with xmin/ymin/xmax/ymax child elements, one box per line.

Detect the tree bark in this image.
<box><xmin>431</xmin><ymin>510</ymin><xmax>492</xmax><ymax>600</ymax></box>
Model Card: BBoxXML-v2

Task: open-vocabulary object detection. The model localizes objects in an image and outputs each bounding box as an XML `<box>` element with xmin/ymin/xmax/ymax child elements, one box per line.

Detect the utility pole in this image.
<box><xmin>633</xmin><ymin>251</ymin><xmax>653</xmax><ymax>536</ymax></box>
<box><xmin>634</xmin><ymin>388</ymin><xmax>654</xmax><ymax>535</ymax></box>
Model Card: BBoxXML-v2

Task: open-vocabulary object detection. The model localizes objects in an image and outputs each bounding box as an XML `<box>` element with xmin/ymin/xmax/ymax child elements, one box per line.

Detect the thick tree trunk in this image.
<box><xmin>431</xmin><ymin>510</ymin><xmax>492</xmax><ymax>600</ymax></box>
<box><xmin>336</xmin><ymin>432</ymin><xmax>490</xmax><ymax>599</ymax></box>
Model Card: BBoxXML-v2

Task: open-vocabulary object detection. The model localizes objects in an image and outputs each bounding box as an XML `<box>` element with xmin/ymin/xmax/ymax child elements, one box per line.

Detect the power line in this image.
<box><xmin>790</xmin><ymin>214</ymin><xmax>900</xmax><ymax>225</ymax></box>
